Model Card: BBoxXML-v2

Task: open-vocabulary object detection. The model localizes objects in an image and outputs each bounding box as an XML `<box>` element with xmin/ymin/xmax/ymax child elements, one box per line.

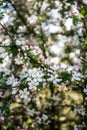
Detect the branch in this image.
<box><xmin>0</xmin><ymin>23</ymin><xmax>50</xmax><ymax>72</ymax></box>
<box><xmin>0</xmin><ymin>23</ymin><xmax>14</xmax><ymax>43</ymax></box>
<box><xmin>6</xmin><ymin>0</ymin><xmax>36</xmax><ymax>36</ymax></box>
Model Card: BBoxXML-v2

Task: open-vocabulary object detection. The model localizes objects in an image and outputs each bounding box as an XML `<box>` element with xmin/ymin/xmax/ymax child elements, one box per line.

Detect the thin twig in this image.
<box><xmin>0</xmin><ymin>23</ymin><xmax>14</xmax><ymax>43</ymax></box>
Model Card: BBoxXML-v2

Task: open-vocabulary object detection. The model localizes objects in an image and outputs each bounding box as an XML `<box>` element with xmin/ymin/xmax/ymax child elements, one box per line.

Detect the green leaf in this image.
<box><xmin>80</xmin><ymin>6</ymin><xmax>87</xmax><ymax>16</ymax></box>
<box><xmin>12</xmin><ymin>47</ymin><xmax>18</xmax><ymax>57</ymax></box>
<box><xmin>82</xmin><ymin>64</ymin><xmax>87</xmax><ymax>74</ymax></box>
<box><xmin>59</xmin><ymin>72</ymin><xmax>72</xmax><ymax>81</ymax></box>
<box><xmin>73</xmin><ymin>17</ymin><xmax>79</xmax><ymax>25</ymax></box>
<box><xmin>0</xmin><ymin>58</ymin><xmax>3</xmax><ymax>63</ymax></box>
<box><xmin>0</xmin><ymin>105</ymin><xmax>8</xmax><ymax>112</ymax></box>
<box><xmin>0</xmin><ymin>77</ymin><xmax>7</xmax><ymax>86</ymax></box>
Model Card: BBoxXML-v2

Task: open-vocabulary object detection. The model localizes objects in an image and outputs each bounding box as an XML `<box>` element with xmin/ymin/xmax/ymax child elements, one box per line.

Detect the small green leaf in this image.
<box><xmin>12</xmin><ymin>47</ymin><xmax>18</xmax><ymax>57</ymax></box>
<box><xmin>80</xmin><ymin>6</ymin><xmax>87</xmax><ymax>16</ymax></box>
<box><xmin>73</xmin><ymin>17</ymin><xmax>79</xmax><ymax>25</ymax></box>
<box><xmin>0</xmin><ymin>105</ymin><xmax>8</xmax><ymax>112</ymax></box>
<box><xmin>0</xmin><ymin>58</ymin><xmax>3</xmax><ymax>63</ymax></box>
<box><xmin>0</xmin><ymin>77</ymin><xmax>7</xmax><ymax>86</ymax></box>
<box><xmin>82</xmin><ymin>64</ymin><xmax>87</xmax><ymax>74</ymax></box>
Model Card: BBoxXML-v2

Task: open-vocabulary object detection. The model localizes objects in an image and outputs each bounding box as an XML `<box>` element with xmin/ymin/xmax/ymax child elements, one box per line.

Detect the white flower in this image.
<box><xmin>47</xmin><ymin>74</ymin><xmax>61</xmax><ymax>85</ymax></box>
<box><xmin>0</xmin><ymin>47</ymin><xmax>5</xmax><ymax>53</ymax></box>
<box><xmin>12</xmin><ymin>80</ymin><xmax>20</xmax><ymax>87</ymax></box>
<box><xmin>83</xmin><ymin>0</ymin><xmax>87</xmax><ymax>4</ymax></box>
<box><xmin>41</xmin><ymin>1</ymin><xmax>49</xmax><ymax>12</ymax></box>
<box><xmin>12</xmin><ymin>88</ymin><xmax>18</xmax><ymax>95</ymax></box>
<box><xmin>14</xmin><ymin>55</ymin><xmax>23</xmax><ymax>65</ymax></box>
<box><xmin>1</xmin><ymin>16</ymin><xmax>15</xmax><ymax>26</ymax></box>
<box><xmin>65</xmin><ymin>18</ymin><xmax>73</xmax><ymax>31</ymax></box>
<box><xmin>51</xmin><ymin>95</ymin><xmax>61</xmax><ymax>102</ymax></box>
<box><xmin>6</xmin><ymin>75</ymin><xmax>20</xmax><ymax>87</ymax></box>
<box><xmin>71</xmin><ymin>4</ymin><xmax>79</xmax><ymax>16</ymax></box>
<box><xmin>27</xmin><ymin>109</ymin><xmax>35</xmax><ymax>116</ymax></box>
<box><xmin>48</xmin><ymin>24</ymin><xmax>62</xmax><ymax>34</ymax></box>
<box><xmin>28</xmin><ymin>68</ymin><xmax>43</xmax><ymax>82</ymax></box>
<box><xmin>20</xmin><ymin>72</ymin><xmax>28</xmax><ymax>80</ymax></box>
<box><xmin>50</xmin><ymin>65</ymin><xmax>60</xmax><ymax>71</ymax></box>
<box><xmin>74</xmin><ymin>125</ymin><xmax>78</xmax><ymax>130</ymax></box>
<box><xmin>19</xmin><ymin>88</ymin><xmax>29</xmax><ymax>99</ymax></box>
<box><xmin>28</xmin><ymin>15</ymin><xmax>38</xmax><ymax>25</ymax></box>
<box><xmin>17</xmin><ymin>26</ymin><xmax>26</xmax><ymax>33</ymax></box>
<box><xmin>37</xmin><ymin>117</ymin><xmax>41</xmax><ymax>124</ymax></box>
<box><xmin>41</xmin><ymin>23</ymin><xmax>62</xmax><ymax>34</ymax></box>
<box><xmin>16</xmin><ymin>40</ymin><xmax>21</xmax><ymax>46</ymax></box>
<box><xmin>28</xmin><ymin>81</ymin><xmax>37</xmax><ymax>90</ymax></box>
<box><xmin>23</xmin><ymin>97</ymin><xmax>31</xmax><ymax>105</ymax></box>
<box><xmin>50</xmin><ymin>9</ymin><xmax>62</xmax><ymax>19</ymax></box>
<box><xmin>72</xmin><ymin>72</ymin><xmax>81</xmax><ymax>81</ymax></box>
<box><xmin>20</xmin><ymin>68</ymin><xmax>44</xmax><ymax>91</ymax></box>
<box><xmin>42</xmin><ymin>114</ymin><xmax>48</xmax><ymax>121</ymax></box>
<box><xmin>2</xmin><ymin>68</ymin><xmax>11</xmax><ymax>76</ymax></box>
<box><xmin>2</xmin><ymin>39</ymin><xmax>10</xmax><ymax>46</ymax></box>
<box><xmin>6</xmin><ymin>75</ymin><xmax>15</xmax><ymax>86</ymax></box>
<box><xmin>26</xmin><ymin>77</ymin><xmax>31</xmax><ymax>82</ymax></box>
<box><xmin>83</xmin><ymin>88</ymin><xmax>87</xmax><ymax>94</ymax></box>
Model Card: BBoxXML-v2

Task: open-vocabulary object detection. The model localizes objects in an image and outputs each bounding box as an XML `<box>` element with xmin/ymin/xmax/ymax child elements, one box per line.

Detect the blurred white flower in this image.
<box><xmin>72</xmin><ymin>72</ymin><xmax>82</xmax><ymax>81</ymax></box>
<box><xmin>83</xmin><ymin>0</ymin><xmax>87</xmax><ymax>4</ymax></box>
<box><xmin>71</xmin><ymin>4</ymin><xmax>79</xmax><ymax>16</ymax></box>
<box><xmin>0</xmin><ymin>47</ymin><xmax>5</xmax><ymax>53</ymax></box>
<box><xmin>12</xmin><ymin>88</ymin><xmax>18</xmax><ymax>95</ymax></box>
<box><xmin>42</xmin><ymin>23</ymin><xmax>62</xmax><ymax>34</ymax></box>
<box><xmin>50</xmin><ymin>9</ymin><xmax>62</xmax><ymax>19</ymax></box>
<box><xmin>83</xmin><ymin>88</ymin><xmax>87</xmax><ymax>94</ymax></box>
<box><xmin>49</xmin><ymin>24</ymin><xmax>62</xmax><ymax>33</ymax></box>
<box><xmin>37</xmin><ymin>117</ymin><xmax>41</xmax><ymax>124</ymax></box>
<box><xmin>16</xmin><ymin>40</ymin><xmax>21</xmax><ymax>46</ymax></box>
<box><xmin>14</xmin><ymin>55</ymin><xmax>23</xmax><ymax>65</ymax></box>
<box><xmin>42</xmin><ymin>114</ymin><xmax>48</xmax><ymax>121</ymax></box>
<box><xmin>27</xmin><ymin>109</ymin><xmax>35</xmax><ymax>116</ymax></box>
<box><xmin>6</xmin><ymin>75</ymin><xmax>15</xmax><ymax>86</ymax></box>
<box><xmin>74</xmin><ymin>125</ymin><xmax>78</xmax><ymax>130</ymax></box>
<box><xmin>17</xmin><ymin>26</ymin><xmax>26</xmax><ymax>33</ymax></box>
<box><xmin>65</xmin><ymin>18</ymin><xmax>73</xmax><ymax>31</ymax></box>
<box><xmin>12</xmin><ymin>80</ymin><xmax>20</xmax><ymax>87</ymax></box>
<box><xmin>23</xmin><ymin>97</ymin><xmax>31</xmax><ymax>105</ymax></box>
<box><xmin>47</xmin><ymin>73</ymin><xmax>61</xmax><ymax>85</ymax></box>
<box><xmin>2</xmin><ymin>39</ymin><xmax>10</xmax><ymax>46</ymax></box>
<box><xmin>1</xmin><ymin>15</ymin><xmax>15</xmax><ymax>26</ymax></box>
<box><xmin>28</xmin><ymin>15</ymin><xmax>38</xmax><ymax>25</ymax></box>
<box><xmin>19</xmin><ymin>88</ymin><xmax>29</xmax><ymax>99</ymax></box>
<box><xmin>41</xmin><ymin>1</ymin><xmax>49</xmax><ymax>12</ymax></box>
<box><xmin>28</xmin><ymin>81</ymin><xmax>37</xmax><ymax>90</ymax></box>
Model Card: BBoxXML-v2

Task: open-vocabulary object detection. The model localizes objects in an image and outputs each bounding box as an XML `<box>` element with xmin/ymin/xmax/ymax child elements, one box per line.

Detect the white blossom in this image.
<box><xmin>65</xmin><ymin>18</ymin><xmax>73</xmax><ymax>31</ymax></box>
<box><xmin>42</xmin><ymin>114</ymin><xmax>48</xmax><ymax>121</ymax></box>
<box><xmin>19</xmin><ymin>88</ymin><xmax>29</xmax><ymax>99</ymax></box>
<box><xmin>72</xmin><ymin>72</ymin><xmax>82</xmax><ymax>81</ymax></box>
<box><xmin>28</xmin><ymin>15</ymin><xmax>38</xmax><ymax>25</ymax></box>
<box><xmin>28</xmin><ymin>81</ymin><xmax>37</xmax><ymax>90</ymax></box>
<box><xmin>6</xmin><ymin>75</ymin><xmax>15</xmax><ymax>86</ymax></box>
<box><xmin>14</xmin><ymin>56</ymin><xmax>23</xmax><ymax>65</ymax></box>
<box><xmin>12</xmin><ymin>88</ymin><xmax>18</xmax><ymax>95</ymax></box>
<box><xmin>83</xmin><ymin>88</ymin><xmax>87</xmax><ymax>94</ymax></box>
<box><xmin>48</xmin><ymin>24</ymin><xmax>62</xmax><ymax>34</ymax></box>
<box><xmin>27</xmin><ymin>109</ymin><xmax>35</xmax><ymax>116</ymax></box>
<box><xmin>47</xmin><ymin>73</ymin><xmax>61</xmax><ymax>85</ymax></box>
<box><xmin>74</xmin><ymin>125</ymin><xmax>78</xmax><ymax>130</ymax></box>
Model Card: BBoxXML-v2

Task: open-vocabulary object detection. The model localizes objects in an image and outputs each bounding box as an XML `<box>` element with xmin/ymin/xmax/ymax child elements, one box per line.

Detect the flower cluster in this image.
<box><xmin>20</xmin><ymin>68</ymin><xmax>44</xmax><ymax>91</ymax></box>
<box><xmin>37</xmin><ymin>114</ymin><xmax>48</xmax><ymax>124</ymax></box>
